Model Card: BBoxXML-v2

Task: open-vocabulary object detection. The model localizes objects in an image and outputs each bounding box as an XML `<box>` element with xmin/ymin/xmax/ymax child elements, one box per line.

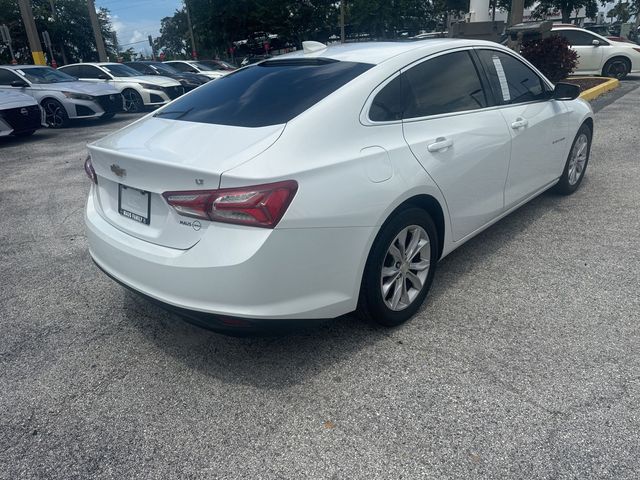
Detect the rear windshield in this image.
<box><xmin>154</xmin><ymin>59</ymin><xmax>373</xmax><ymax>127</ymax></box>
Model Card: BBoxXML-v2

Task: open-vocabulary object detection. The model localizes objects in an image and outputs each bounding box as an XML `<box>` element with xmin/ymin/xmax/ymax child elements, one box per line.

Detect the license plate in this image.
<box><xmin>118</xmin><ymin>184</ymin><xmax>151</xmax><ymax>225</ymax></box>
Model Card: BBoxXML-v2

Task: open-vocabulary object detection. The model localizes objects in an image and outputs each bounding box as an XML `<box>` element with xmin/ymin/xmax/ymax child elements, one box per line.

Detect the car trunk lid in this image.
<box><xmin>88</xmin><ymin>116</ymin><xmax>284</xmax><ymax>249</ymax></box>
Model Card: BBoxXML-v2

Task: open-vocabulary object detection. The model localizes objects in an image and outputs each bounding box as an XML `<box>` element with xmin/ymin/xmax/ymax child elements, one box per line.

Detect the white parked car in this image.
<box><xmin>58</xmin><ymin>63</ymin><xmax>184</xmax><ymax>113</ymax></box>
<box><xmin>85</xmin><ymin>40</ymin><xmax>593</xmax><ymax>331</ymax></box>
<box><xmin>552</xmin><ymin>26</ymin><xmax>640</xmax><ymax>79</ymax></box>
<box><xmin>163</xmin><ymin>60</ymin><xmax>227</xmax><ymax>80</ymax></box>
<box><xmin>0</xmin><ymin>89</ymin><xmax>44</xmax><ymax>137</ymax></box>
<box><xmin>0</xmin><ymin>65</ymin><xmax>122</xmax><ymax>128</ymax></box>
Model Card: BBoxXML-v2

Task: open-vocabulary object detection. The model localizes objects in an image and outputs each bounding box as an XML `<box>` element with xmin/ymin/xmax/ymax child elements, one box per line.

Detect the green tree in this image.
<box><xmin>532</xmin><ymin>0</ymin><xmax>599</xmax><ymax>24</ymax></box>
<box><xmin>154</xmin><ymin>8</ymin><xmax>190</xmax><ymax>58</ymax></box>
<box><xmin>607</xmin><ymin>2</ymin><xmax>631</xmax><ymax>23</ymax></box>
<box><xmin>0</xmin><ymin>0</ymin><xmax>116</xmax><ymax>65</ymax></box>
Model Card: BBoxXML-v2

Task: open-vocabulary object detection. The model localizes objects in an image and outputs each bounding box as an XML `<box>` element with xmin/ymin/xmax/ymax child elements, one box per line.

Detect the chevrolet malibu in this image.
<box><xmin>85</xmin><ymin>39</ymin><xmax>593</xmax><ymax>330</ymax></box>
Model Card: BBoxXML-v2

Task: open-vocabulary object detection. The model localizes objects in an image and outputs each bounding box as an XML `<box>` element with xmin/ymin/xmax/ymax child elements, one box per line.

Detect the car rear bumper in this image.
<box><xmin>85</xmin><ymin>189</ymin><xmax>374</xmax><ymax>321</ymax></box>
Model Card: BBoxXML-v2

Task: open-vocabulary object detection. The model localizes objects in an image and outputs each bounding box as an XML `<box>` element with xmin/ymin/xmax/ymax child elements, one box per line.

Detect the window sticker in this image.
<box><xmin>492</xmin><ymin>56</ymin><xmax>511</xmax><ymax>102</ymax></box>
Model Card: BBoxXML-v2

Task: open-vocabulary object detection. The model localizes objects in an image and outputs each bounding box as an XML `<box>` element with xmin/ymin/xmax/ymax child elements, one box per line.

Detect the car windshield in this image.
<box><xmin>17</xmin><ymin>67</ymin><xmax>76</xmax><ymax>83</ymax></box>
<box><xmin>148</xmin><ymin>63</ymin><xmax>179</xmax><ymax>75</ymax></box>
<box><xmin>102</xmin><ymin>64</ymin><xmax>140</xmax><ymax>77</ymax></box>
<box><xmin>154</xmin><ymin>59</ymin><xmax>373</xmax><ymax>127</ymax></box>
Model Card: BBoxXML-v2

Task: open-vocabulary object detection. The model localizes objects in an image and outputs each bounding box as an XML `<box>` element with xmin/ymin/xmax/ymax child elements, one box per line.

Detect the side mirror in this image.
<box><xmin>97</xmin><ymin>74</ymin><xmax>109</xmax><ymax>80</ymax></box>
<box><xmin>592</xmin><ymin>39</ymin><xmax>600</xmax><ymax>46</ymax></box>
<box><xmin>10</xmin><ymin>80</ymin><xmax>28</xmax><ymax>88</ymax></box>
<box><xmin>553</xmin><ymin>82</ymin><xmax>580</xmax><ymax>101</ymax></box>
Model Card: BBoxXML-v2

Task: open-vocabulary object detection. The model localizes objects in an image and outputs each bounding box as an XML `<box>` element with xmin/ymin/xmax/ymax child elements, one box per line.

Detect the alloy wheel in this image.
<box><xmin>380</xmin><ymin>225</ymin><xmax>431</xmax><ymax>311</ymax></box>
<box><xmin>44</xmin><ymin>102</ymin><xmax>65</xmax><ymax>128</ymax></box>
<box><xmin>567</xmin><ymin>133</ymin><xmax>588</xmax><ymax>186</ymax></box>
<box><xmin>605</xmin><ymin>60</ymin><xmax>628</xmax><ymax>79</ymax></box>
<box><xmin>123</xmin><ymin>91</ymin><xmax>142</xmax><ymax>112</ymax></box>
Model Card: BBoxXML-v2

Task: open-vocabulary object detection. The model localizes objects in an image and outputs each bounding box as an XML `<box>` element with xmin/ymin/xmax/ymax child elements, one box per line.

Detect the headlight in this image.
<box><xmin>62</xmin><ymin>91</ymin><xmax>95</xmax><ymax>101</ymax></box>
<box><xmin>138</xmin><ymin>83</ymin><xmax>164</xmax><ymax>91</ymax></box>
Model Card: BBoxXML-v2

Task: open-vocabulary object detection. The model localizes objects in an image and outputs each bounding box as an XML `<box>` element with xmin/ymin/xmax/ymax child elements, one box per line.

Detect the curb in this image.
<box><xmin>575</xmin><ymin>77</ymin><xmax>620</xmax><ymax>101</ymax></box>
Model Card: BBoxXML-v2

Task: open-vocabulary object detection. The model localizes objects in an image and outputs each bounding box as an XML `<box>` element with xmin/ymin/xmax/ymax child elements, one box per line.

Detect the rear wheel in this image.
<box><xmin>122</xmin><ymin>89</ymin><xmax>144</xmax><ymax>113</ymax></box>
<box><xmin>41</xmin><ymin>99</ymin><xmax>69</xmax><ymax>128</ymax></box>
<box><xmin>602</xmin><ymin>57</ymin><xmax>630</xmax><ymax>79</ymax></box>
<box><xmin>358</xmin><ymin>208</ymin><xmax>438</xmax><ymax>327</ymax></box>
<box><xmin>554</xmin><ymin>124</ymin><xmax>592</xmax><ymax>195</ymax></box>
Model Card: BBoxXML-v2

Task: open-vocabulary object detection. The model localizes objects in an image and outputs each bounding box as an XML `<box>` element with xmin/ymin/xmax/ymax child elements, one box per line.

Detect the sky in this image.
<box><xmin>96</xmin><ymin>0</ymin><xmax>183</xmax><ymax>55</ymax></box>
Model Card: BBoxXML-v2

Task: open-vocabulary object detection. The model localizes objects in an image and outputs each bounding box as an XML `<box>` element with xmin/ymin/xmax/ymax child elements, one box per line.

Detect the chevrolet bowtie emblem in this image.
<box><xmin>110</xmin><ymin>164</ymin><xmax>126</xmax><ymax>178</ymax></box>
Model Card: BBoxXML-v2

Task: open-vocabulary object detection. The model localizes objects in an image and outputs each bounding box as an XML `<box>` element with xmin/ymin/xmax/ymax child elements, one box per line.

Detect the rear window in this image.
<box><xmin>154</xmin><ymin>59</ymin><xmax>373</xmax><ymax>127</ymax></box>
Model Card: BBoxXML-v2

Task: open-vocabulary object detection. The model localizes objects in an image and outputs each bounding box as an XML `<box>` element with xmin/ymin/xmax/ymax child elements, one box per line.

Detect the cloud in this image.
<box><xmin>108</xmin><ymin>13</ymin><xmax>160</xmax><ymax>54</ymax></box>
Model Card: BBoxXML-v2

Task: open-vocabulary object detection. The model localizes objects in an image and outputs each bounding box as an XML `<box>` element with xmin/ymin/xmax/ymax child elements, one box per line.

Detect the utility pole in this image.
<box><xmin>17</xmin><ymin>0</ymin><xmax>46</xmax><ymax>65</ymax></box>
<box><xmin>340</xmin><ymin>0</ymin><xmax>346</xmax><ymax>43</ymax></box>
<box><xmin>185</xmin><ymin>0</ymin><xmax>197</xmax><ymax>60</ymax></box>
<box><xmin>510</xmin><ymin>0</ymin><xmax>524</xmax><ymax>26</ymax></box>
<box><xmin>87</xmin><ymin>0</ymin><xmax>108</xmax><ymax>61</ymax></box>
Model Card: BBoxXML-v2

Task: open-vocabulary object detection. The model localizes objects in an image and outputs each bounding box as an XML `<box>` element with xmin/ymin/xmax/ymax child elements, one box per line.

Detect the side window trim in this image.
<box><xmin>364</xmin><ymin>46</ymin><xmax>497</xmax><ymax>125</ymax></box>
<box><xmin>474</xmin><ymin>47</ymin><xmax>554</xmax><ymax>105</ymax></box>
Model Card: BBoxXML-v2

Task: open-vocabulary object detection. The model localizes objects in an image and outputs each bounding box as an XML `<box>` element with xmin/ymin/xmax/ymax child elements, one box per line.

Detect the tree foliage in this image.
<box><xmin>154</xmin><ymin>0</ymin><xmax>469</xmax><ymax>59</ymax></box>
<box><xmin>0</xmin><ymin>0</ymin><xmax>116</xmax><ymax>65</ymax></box>
<box><xmin>532</xmin><ymin>0</ymin><xmax>599</xmax><ymax>24</ymax></box>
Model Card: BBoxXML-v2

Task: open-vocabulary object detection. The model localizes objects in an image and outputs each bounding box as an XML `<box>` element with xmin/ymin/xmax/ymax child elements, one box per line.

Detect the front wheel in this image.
<box><xmin>602</xmin><ymin>58</ymin><xmax>630</xmax><ymax>79</ymax></box>
<box><xmin>122</xmin><ymin>89</ymin><xmax>144</xmax><ymax>113</ymax></box>
<box><xmin>554</xmin><ymin>124</ymin><xmax>592</xmax><ymax>195</ymax></box>
<box><xmin>41</xmin><ymin>99</ymin><xmax>69</xmax><ymax>128</ymax></box>
<box><xmin>358</xmin><ymin>208</ymin><xmax>439</xmax><ymax>327</ymax></box>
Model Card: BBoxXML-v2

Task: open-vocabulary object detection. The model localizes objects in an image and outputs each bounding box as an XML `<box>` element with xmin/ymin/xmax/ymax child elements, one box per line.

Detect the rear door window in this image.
<box><xmin>369</xmin><ymin>75</ymin><xmax>405</xmax><ymax>122</ymax></box>
<box><xmin>403</xmin><ymin>51</ymin><xmax>487</xmax><ymax>119</ymax></box>
<box><xmin>476</xmin><ymin>50</ymin><xmax>547</xmax><ymax>105</ymax></box>
<box><xmin>155</xmin><ymin>59</ymin><xmax>373</xmax><ymax>127</ymax></box>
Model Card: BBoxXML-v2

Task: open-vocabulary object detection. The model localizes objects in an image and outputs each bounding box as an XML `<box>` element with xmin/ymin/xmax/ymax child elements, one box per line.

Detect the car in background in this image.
<box><xmin>84</xmin><ymin>40</ymin><xmax>593</xmax><ymax>331</ymax></box>
<box><xmin>552</xmin><ymin>26</ymin><xmax>640</xmax><ymax>79</ymax></box>
<box><xmin>0</xmin><ymin>65</ymin><xmax>122</xmax><ymax>128</ymax></box>
<box><xmin>0</xmin><ymin>89</ymin><xmax>44</xmax><ymax>137</ymax></box>
<box><xmin>198</xmin><ymin>60</ymin><xmax>237</xmax><ymax>71</ymax></box>
<box><xmin>124</xmin><ymin>61</ymin><xmax>209</xmax><ymax>92</ymax></box>
<box><xmin>58</xmin><ymin>63</ymin><xmax>183</xmax><ymax>113</ymax></box>
<box><xmin>163</xmin><ymin>60</ymin><xmax>227</xmax><ymax>80</ymax></box>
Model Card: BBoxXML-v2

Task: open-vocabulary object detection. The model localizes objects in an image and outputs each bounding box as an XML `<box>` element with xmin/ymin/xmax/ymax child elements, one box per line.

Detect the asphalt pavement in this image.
<box><xmin>1</xmin><ymin>84</ymin><xmax>639</xmax><ymax>479</ymax></box>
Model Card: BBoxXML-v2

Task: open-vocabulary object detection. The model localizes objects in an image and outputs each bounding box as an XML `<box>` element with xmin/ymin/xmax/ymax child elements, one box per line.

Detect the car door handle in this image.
<box><xmin>427</xmin><ymin>137</ymin><xmax>453</xmax><ymax>152</ymax></box>
<box><xmin>511</xmin><ymin>118</ymin><xmax>529</xmax><ymax>129</ymax></box>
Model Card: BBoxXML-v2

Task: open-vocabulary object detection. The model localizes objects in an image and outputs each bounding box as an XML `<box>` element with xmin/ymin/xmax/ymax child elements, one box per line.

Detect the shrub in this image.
<box><xmin>520</xmin><ymin>35</ymin><xmax>578</xmax><ymax>83</ymax></box>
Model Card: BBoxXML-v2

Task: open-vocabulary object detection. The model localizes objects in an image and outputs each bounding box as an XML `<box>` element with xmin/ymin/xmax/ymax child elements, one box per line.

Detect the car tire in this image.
<box><xmin>101</xmin><ymin>113</ymin><xmax>116</xmax><ymax>120</ymax></box>
<box><xmin>41</xmin><ymin>98</ymin><xmax>69</xmax><ymax>128</ymax></box>
<box><xmin>554</xmin><ymin>123</ymin><xmax>592</xmax><ymax>195</ymax></box>
<box><xmin>122</xmin><ymin>89</ymin><xmax>144</xmax><ymax>113</ymax></box>
<box><xmin>602</xmin><ymin>57</ymin><xmax>630</xmax><ymax>79</ymax></box>
<box><xmin>358</xmin><ymin>207</ymin><xmax>439</xmax><ymax>327</ymax></box>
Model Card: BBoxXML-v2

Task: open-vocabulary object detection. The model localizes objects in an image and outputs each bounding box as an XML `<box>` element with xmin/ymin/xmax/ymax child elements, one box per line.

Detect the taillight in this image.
<box><xmin>162</xmin><ymin>180</ymin><xmax>298</xmax><ymax>229</ymax></box>
<box><xmin>84</xmin><ymin>155</ymin><xmax>97</xmax><ymax>184</ymax></box>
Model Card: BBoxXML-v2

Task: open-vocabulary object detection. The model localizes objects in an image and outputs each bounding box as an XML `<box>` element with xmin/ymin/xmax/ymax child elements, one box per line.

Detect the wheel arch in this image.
<box><xmin>39</xmin><ymin>96</ymin><xmax>73</xmax><ymax>119</ymax></box>
<box><xmin>602</xmin><ymin>55</ymin><xmax>632</xmax><ymax>73</ymax></box>
<box><xmin>382</xmin><ymin>194</ymin><xmax>446</xmax><ymax>260</ymax></box>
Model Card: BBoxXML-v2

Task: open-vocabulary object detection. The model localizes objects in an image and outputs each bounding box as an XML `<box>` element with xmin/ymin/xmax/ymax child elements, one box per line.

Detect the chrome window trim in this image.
<box><xmin>361</xmin><ymin>45</ymin><xmax>556</xmax><ymax>127</ymax></box>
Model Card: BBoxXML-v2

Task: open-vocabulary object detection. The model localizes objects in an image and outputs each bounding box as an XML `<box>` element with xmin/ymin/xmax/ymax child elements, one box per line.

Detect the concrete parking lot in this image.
<box><xmin>1</xmin><ymin>82</ymin><xmax>639</xmax><ymax>479</ymax></box>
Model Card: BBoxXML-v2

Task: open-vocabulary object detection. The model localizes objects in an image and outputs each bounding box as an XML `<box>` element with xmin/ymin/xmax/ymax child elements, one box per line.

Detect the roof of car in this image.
<box><xmin>279</xmin><ymin>39</ymin><xmax>491</xmax><ymax>65</ymax></box>
<box><xmin>0</xmin><ymin>64</ymin><xmax>51</xmax><ymax>69</ymax></box>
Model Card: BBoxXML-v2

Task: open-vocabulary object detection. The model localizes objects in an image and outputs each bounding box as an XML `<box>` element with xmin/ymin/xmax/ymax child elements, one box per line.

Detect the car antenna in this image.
<box><xmin>302</xmin><ymin>41</ymin><xmax>327</xmax><ymax>54</ymax></box>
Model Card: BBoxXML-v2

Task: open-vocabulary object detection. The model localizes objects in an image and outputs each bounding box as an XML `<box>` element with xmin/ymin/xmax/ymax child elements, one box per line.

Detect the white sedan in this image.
<box><xmin>0</xmin><ymin>89</ymin><xmax>44</xmax><ymax>137</ymax></box>
<box><xmin>85</xmin><ymin>39</ymin><xmax>593</xmax><ymax>331</ymax></box>
<box><xmin>552</xmin><ymin>26</ymin><xmax>640</xmax><ymax>79</ymax></box>
<box><xmin>163</xmin><ymin>60</ymin><xmax>227</xmax><ymax>80</ymax></box>
<box><xmin>59</xmin><ymin>63</ymin><xmax>184</xmax><ymax>112</ymax></box>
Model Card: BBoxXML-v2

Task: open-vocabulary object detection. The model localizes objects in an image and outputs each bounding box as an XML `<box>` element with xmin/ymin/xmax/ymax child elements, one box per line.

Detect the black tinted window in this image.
<box><xmin>556</xmin><ymin>30</ymin><xmax>602</xmax><ymax>46</ymax></box>
<box><xmin>168</xmin><ymin>62</ymin><xmax>190</xmax><ymax>72</ymax></box>
<box><xmin>156</xmin><ymin>59</ymin><xmax>373</xmax><ymax>127</ymax></box>
<box><xmin>370</xmin><ymin>75</ymin><xmax>404</xmax><ymax>122</ymax></box>
<box><xmin>59</xmin><ymin>65</ymin><xmax>81</xmax><ymax>77</ymax></box>
<box><xmin>81</xmin><ymin>65</ymin><xmax>105</xmax><ymax>79</ymax></box>
<box><xmin>403</xmin><ymin>51</ymin><xmax>487</xmax><ymax>118</ymax></box>
<box><xmin>477</xmin><ymin>50</ymin><xmax>546</xmax><ymax>104</ymax></box>
<box><xmin>0</xmin><ymin>69</ymin><xmax>21</xmax><ymax>85</ymax></box>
